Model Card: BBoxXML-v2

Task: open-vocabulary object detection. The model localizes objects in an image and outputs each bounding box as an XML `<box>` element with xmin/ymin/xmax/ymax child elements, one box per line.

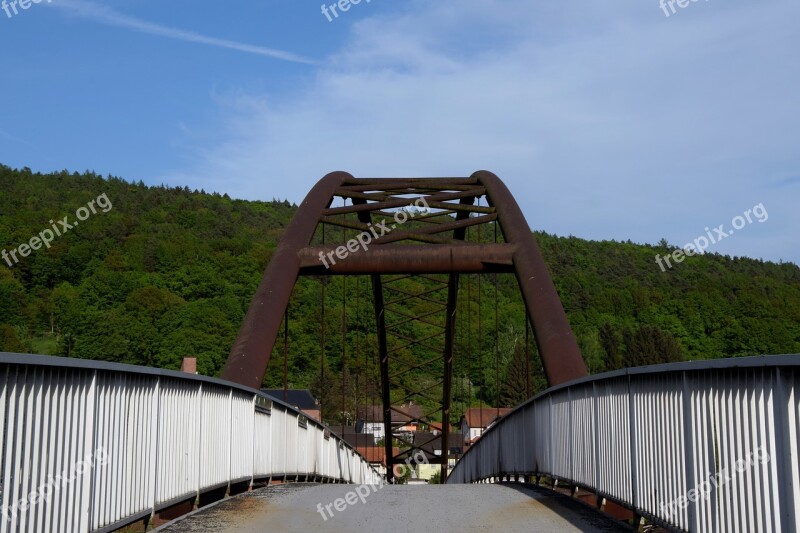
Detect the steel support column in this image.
<box><xmin>372</xmin><ymin>273</ymin><xmax>394</xmax><ymax>484</ymax></box>
<box><xmin>441</xmin><ymin>273</ymin><xmax>459</xmax><ymax>482</ymax></box>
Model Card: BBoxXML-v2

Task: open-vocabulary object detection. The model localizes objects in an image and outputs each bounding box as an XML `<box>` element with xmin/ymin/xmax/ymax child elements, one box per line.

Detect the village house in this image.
<box><xmin>356</xmin><ymin>402</ymin><xmax>426</xmax><ymax>441</ymax></box>
<box><xmin>460</xmin><ymin>407</ymin><xmax>512</xmax><ymax>445</ymax></box>
<box><xmin>262</xmin><ymin>388</ymin><xmax>322</xmax><ymax>421</ymax></box>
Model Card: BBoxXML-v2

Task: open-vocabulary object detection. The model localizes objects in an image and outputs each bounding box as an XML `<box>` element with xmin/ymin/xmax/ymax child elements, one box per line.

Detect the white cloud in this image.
<box><xmin>167</xmin><ymin>0</ymin><xmax>800</xmax><ymax>263</ymax></box>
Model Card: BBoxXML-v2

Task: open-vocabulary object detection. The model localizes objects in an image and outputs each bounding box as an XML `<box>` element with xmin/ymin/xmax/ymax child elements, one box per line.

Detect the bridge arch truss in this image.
<box><xmin>223</xmin><ymin>171</ymin><xmax>588</xmax><ymax>482</ymax></box>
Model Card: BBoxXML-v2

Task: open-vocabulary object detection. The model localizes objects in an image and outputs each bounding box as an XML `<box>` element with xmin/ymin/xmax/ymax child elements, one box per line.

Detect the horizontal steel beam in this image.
<box><xmin>298</xmin><ymin>244</ymin><xmax>516</xmax><ymax>275</ymax></box>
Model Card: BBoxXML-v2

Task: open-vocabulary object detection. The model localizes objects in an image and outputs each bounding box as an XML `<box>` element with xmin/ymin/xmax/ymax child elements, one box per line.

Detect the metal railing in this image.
<box><xmin>447</xmin><ymin>355</ymin><xmax>800</xmax><ymax>533</ymax></box>
<box><xmin>0</xmin><ymin>353</ymin><xmax>381</xmax><ymax>533</ymax></box>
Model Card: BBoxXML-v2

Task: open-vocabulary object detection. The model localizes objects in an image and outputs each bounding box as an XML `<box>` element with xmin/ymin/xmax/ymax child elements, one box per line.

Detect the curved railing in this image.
<box><xmin>0</xmin><ymin>353</ymin><xmax>381</xmax><ymax>533</ymax></box>
<box><xmin>447</xmin><ymin>355</ymin><xmax>800</xmax><ymax>533</ymax></box>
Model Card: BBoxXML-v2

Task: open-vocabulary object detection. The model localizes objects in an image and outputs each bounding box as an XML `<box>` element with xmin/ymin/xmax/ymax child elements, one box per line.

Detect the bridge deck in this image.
<box><xmin>155</xmin><ymin>483</ymin><xmax>628</xmax><ymax>532</ymax></box>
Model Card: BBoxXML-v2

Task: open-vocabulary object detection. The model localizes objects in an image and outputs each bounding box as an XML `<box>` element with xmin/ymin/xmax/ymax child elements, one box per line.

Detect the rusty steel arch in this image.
<box><xmin>222</xmin><ymin>170</ymin><xmax>587</xmax><ymax>481</ymax></box>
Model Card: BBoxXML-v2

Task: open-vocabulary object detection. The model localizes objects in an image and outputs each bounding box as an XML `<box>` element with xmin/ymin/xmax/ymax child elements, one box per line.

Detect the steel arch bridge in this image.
<box><xmin>221</xmin><ymin>170</ymin><xmax>588</xmax><ymax>482</ymax></box>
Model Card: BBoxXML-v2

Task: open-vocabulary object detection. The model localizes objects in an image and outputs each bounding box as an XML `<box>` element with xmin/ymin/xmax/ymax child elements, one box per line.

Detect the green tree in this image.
<box><xmin>0</xmin><ymin>324</ymin><xmax>27</xmax><ymax>352</ymax></box>
<box><xmin>623</xmin><ymin>325</ymin><xmax>683</xmax><ymax>366</ymax></box>
<box><xmin>500</xmin><ymin>342</ymin><xmax>533</xmax><ymax>407</ymax></box>
<box><xmin>599</xmin><ymin>322</ymin><xmax>623</xmax><ymax>370</ymax></box>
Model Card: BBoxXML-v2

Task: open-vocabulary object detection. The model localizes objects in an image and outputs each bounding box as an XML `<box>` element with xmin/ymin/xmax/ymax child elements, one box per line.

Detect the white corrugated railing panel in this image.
<box><xmin>311</xmin><ymin>427</ymin><xmax>323</xmax><ymax>479</ymax></box>
<box><xmin>295</xmin><ymin>419</ymin><xmax>309</xmax><ymax>477</ymax></box>
<box><xmin>595</xmin><ymin>378</ymin><xmax>631</xmax><ymax>504</ymax></box>
<box><xmin>789</xmin><ymin>369</ymin><xmax>800</xmax><ymax>528</ymax></box>
<box><xmin>156</xmin><ymin>381</ymin><xmax>201</xmax><ymax>506</ymax></box>
<box><xmin>91</xmin><ymin>373</ymin><xmax>157</xmax><ymax>530</ymax></box>
<box><xmin>550</xmin><ymin>391</ymin><xmax>571</xmax><ymax>481</ymax></box>
<box><xmin>0</xmin><ymin>366</ymin><xmax>97</xmax><ymax>533</ymax></box>
<box><xmin>0</xmin><ymin>355</ymin><xmax>380</xmax><ymax>533</ymax></box>
<box><xmin>253</xmin><ymin>412</ymin><xmax>272</xmax><ymax>477</ymax></box>
<box><xmin>271</xmin><ymin>409</ymin><xmax>287</xmax><ymax>475</ymax></box>
<box><xmin>570</xmin><ymin>385</ymin><xmax>595</xmax><ymax>488</ymax></box>
<box><xmin>286</xmin><ymin>413</ymin><xmax>300</xmax><ymax>475</ymax></box>
<box><xmin>685</xmin><ymin>368</ymin><xmax>784</xmax><ymax>533</ymax></box>
<box><xmin>532</xmin><ymin>398</ymin><xmax>550</xmax><ymax>475</ymax></box>
<box><xmin>198</xmin><ymin>385</ymin><xmax>229</xmax><ymax>490</ymax></box>
<box><xmin>230</xmin><ymin>393</ymin><xmax>254</xmax><ymax>482</ymax></box>
<box><xmin>632</xmin><ymin>374</ymin><xmax>686</xmax><ymax>525</ymax></box>
<box><xmin>448</xmin><ymin>356</ymin><xmax>800</xmax><ymax>533</ymax></box>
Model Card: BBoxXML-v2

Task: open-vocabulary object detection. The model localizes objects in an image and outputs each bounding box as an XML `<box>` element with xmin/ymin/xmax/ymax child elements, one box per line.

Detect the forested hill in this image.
<box><xmin>1</xmin><ymin>166</ymin><xmax>799</xmax><ymax>407</ymax></box>
<box><xmin>0</xmin><ymin>165</ymin><xmax>295</xmax><ymax>374</ymax></box>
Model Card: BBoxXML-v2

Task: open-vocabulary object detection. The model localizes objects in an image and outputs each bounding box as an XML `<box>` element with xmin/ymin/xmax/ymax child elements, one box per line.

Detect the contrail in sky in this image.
<box><xmin>55</xmin><ymin>1</ymin><xmax>317</xmax><ymax>65</ymax></box>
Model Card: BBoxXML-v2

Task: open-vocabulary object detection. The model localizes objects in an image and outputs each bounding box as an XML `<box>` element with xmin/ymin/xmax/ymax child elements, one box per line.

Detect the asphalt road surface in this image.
<box><xmin>156</xmin><ymin>483</ymin><xmax>630</xmax><ymax>533</ymax></box>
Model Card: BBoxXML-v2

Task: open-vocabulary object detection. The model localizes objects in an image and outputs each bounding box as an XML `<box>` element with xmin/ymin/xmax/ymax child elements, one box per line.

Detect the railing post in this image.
<box><xmin>549</xmin><ymin>393</ymin><xmax>554</xmax><ymax>486</ymax></box>
<box><xmin>148</xmin><ymin>377</ymin><xmax>161</xmax><ymax>524</ymax></box>
<box><xmin>568</xmin><ymin>387</ymin><xmax>574</xmax><ymax>484</ymax></box>
<box><xmin>593</xmin><ymin>381</ymin><xmax>600</xmax><ymax>497</ymax></box>
<box><xmin>196</xmin><ymin>383</ymin><xmax>203</xmax><ymax>502</ymax></box>
<box><xmin>774</xmin><ymin>367</ymin><xmax>797</xmax><ymax>532</ymax></box>
<box><xmin>80</xmin><ymin>370</ymin><xmax>98</xmax><ymax>533</ymax></box>
<box><xmin>681</xmin><ymin>372</ymin><xmax>698</xmax><ymax>531</ymax></box>
<box><xmin>227</xmin><ymin>389</ymin><xmax>233</xmax><ymax>493</ymax></box>
<box><xmin>627</xmin><ymin>373</ymin><xmax>639</xmax><ymax>515</ymax></box>
<box><xmin>251</xmin><ymin>393</ymin><xmax>256</xmax><ymax>487</ymax></box>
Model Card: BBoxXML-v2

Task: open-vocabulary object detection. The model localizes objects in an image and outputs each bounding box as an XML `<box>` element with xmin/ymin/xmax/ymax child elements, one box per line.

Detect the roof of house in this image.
<box><xmin>412</xmin><ymin>431</ymin><xmax>465</xmax><ymax>455</ymax></box>
<box><xmin>342</xmin><ymin>433</ymin><xmax>376</xmax><ymax>448</ymax></box>
<box><xmin>358</xmin><ymin>403</ymin><xmax>426</xmax><ymax>423</ymax></box>
<box><xmin>355</xmin><ymin>446</ymin><xmax>400</xmax><ymax>466</ymax></box>
<box><xmin>461</xmin><ymin>407</ymin><xmax>512</xmax><ymax>429</ymax></box>
<box><xmin>261</xmin><ymin>389</ymin><xmax>319</xmax><ymax>410</ymax></box>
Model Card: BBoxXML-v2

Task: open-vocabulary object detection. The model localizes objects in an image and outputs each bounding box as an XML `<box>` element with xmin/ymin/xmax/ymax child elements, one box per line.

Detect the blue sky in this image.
<box><xmin>1</xmin><ymin>0</ymin><xmax>798</xmax><ymax>264</ymax></box>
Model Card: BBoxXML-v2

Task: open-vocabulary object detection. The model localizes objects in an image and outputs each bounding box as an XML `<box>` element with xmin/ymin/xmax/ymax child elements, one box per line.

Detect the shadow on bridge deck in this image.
<box><xmin>154</xmin><ymin>483</ymin><xmax>630</xmax><ymax>533</ymax></box>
